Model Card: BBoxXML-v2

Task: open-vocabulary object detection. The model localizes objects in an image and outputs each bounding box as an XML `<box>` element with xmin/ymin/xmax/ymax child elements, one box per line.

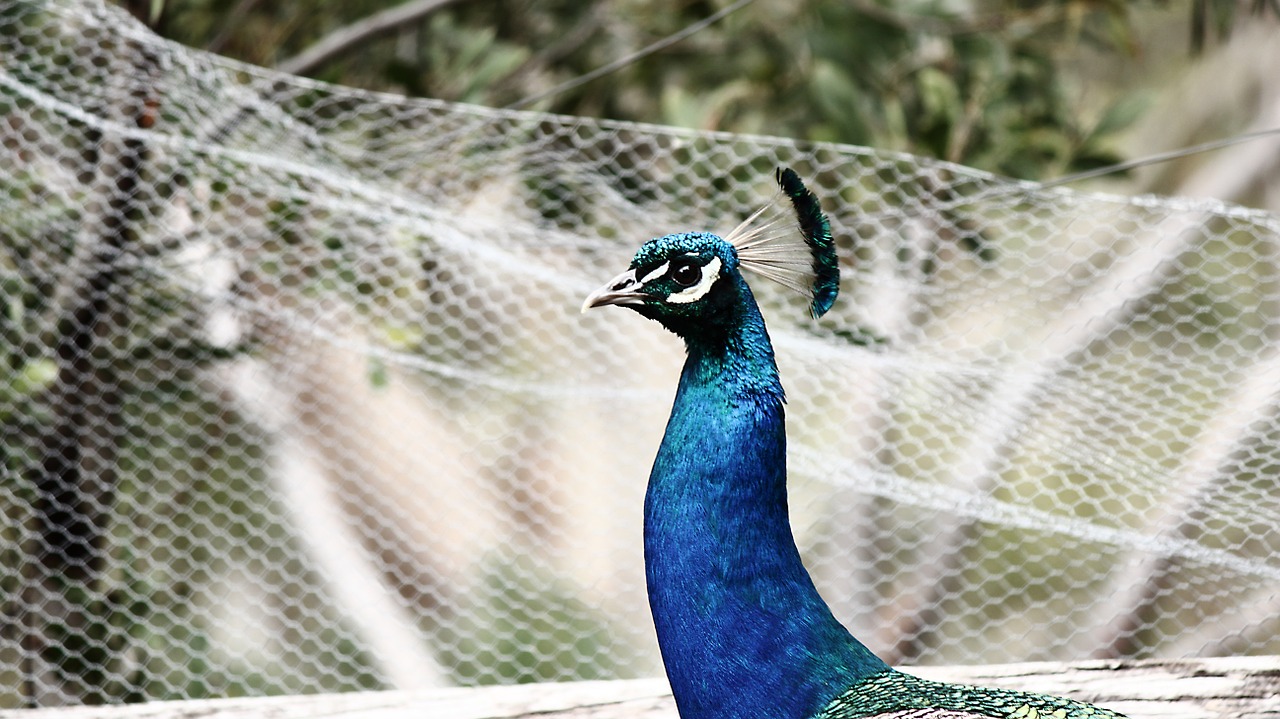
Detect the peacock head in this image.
<box><xmin>582</xmin><ymin>168</ymin><xmax>840</xmax><ymax>338</ymax></box>
<box><xmin>580</xmin><ymin>231</ymin><xmax>743</xmax><ymax>333</ymax></box>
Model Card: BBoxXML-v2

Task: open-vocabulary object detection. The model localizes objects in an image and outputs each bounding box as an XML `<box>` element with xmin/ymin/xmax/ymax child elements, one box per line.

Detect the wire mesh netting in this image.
<box><xmin>4</xmin><ymin>0</ymin><xmax>1280</xmax><ymax>707</ymax></box>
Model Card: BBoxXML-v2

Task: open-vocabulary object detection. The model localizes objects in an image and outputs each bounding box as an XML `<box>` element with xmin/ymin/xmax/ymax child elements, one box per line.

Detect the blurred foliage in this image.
<box><xmin>138</xmin><ymin>0</ymin><xmax>1272</xmax><ymax>180</ymax></box>
<box><xmin>0</xmin><ymin>167</ymin><xmax>77</xmax><ymax>449</ymax></box>
<box><xmin>438</xmin><ymin>556</ymin><xmax>628</xmax><ymax>685</ymax></box>
<box><xmin>1190</xmin><ymin>0</ymin><xmax>1280</xmax><ymax>53</ymax></box>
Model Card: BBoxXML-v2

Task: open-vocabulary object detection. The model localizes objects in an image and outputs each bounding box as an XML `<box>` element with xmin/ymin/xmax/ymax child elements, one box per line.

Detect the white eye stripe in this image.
<box><xmin>666</xmin><ymin>257</ymin><xmax>722</xmax><ymax>304</ymax></box>
<box><xmin>640</xmin><ymin>261</ymin><xmax>670</xmax><ymax>284</ymax></box>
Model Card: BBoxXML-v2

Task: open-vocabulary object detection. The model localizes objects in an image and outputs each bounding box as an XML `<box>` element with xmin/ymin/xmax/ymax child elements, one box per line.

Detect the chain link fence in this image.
<box><xmin>3</xmin><ymin>0</ymin><xmax>1280</xmax><ymax>707</ymax></box>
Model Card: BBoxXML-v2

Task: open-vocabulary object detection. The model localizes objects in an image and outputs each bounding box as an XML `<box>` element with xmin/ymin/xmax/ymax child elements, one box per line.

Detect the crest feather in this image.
<box><xmin>724</xmin><ymin>168</ymin><xmax>840</xmax><ymax>318</ymax></box>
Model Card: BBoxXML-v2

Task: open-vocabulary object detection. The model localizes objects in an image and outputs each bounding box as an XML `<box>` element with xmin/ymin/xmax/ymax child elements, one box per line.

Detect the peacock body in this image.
<box><xmin>583</xmin><ymin>170</ymin><xmax>1127</xmax><ymax>719</ymax></box>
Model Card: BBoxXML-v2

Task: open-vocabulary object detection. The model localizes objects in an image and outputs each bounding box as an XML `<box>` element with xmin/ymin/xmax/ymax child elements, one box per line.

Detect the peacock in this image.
<box><xmin>582</xmin><ymin>169</ymin><xmax>1127</xmax><ymax>719</ymax></box>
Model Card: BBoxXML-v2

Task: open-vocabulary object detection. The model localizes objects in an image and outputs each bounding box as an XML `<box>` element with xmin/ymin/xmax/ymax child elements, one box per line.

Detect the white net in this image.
<box><xmin>4</xmin><ymin>0</ymin><xmax>1280</xmax><ymax>707</ymax></box>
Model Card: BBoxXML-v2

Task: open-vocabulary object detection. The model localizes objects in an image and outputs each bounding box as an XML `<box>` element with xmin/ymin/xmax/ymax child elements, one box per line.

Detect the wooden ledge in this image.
<box><xmin>3</xmin><ymin>656</ymin><xmax>1276</xmax><ymax>719</ymax></box>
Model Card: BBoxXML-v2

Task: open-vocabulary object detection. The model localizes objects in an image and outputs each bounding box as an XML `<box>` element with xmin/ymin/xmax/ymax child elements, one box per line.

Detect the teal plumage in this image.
<box><xmin>583</xmin><ymin>169</ymin><xmax>1125</xmax><ymax>719</ymax></box>
<box><xmin>819</xmin><ymin>670</ymin><xmax>1123</xmax><ymax>719</ymax></box>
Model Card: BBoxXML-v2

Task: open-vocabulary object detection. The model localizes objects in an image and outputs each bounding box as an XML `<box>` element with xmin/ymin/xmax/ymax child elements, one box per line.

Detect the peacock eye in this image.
<box><xmin>670</xmin><ymin>261</ymin><xmax>702</xmax><ymax>288</ymax></box>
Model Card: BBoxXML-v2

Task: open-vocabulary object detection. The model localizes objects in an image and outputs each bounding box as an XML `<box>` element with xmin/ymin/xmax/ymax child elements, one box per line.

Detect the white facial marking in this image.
<box><xmin>640</xmin><ymin>261</ymin><xmax>670</xmax><ymax>284</ymax></box>
<box><xmin>666</xmin><ymin>257</ymin><xmax>722</xmax><ymax>304</ymax></box>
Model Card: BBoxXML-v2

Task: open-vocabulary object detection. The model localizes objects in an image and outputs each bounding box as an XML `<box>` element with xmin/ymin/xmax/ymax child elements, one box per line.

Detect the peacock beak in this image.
<box><xmin>581</xmin><ymin>268</ymin><xmax>646</xmax><ymax>312</ymax></box>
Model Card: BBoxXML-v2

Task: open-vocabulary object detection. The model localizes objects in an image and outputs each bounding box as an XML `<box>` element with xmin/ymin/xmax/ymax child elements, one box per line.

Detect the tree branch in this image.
<box><xmin>207</xmin><ymin>0</ymin><xmax>267</xmax><ymax>54</ymax></box>
<box><xmin>505</xmin><ymin>0</ymin><xmax>759</xmax><ymax>110</ymax></box>
<box><xmin>274</xmin><ymin>0</ymin><xmax>465</xmax><ymax>76</ymax></box>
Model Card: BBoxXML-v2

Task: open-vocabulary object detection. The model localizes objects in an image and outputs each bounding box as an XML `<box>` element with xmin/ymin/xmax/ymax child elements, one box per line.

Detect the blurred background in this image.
<box><xmin>3</xmin><ymin>0</ymin><xmax>1280</xmax><ymax>709</ymax></box>
<box><xmin>127</xmin><ymin>0</ymin><xmax>1279</xmax><ymax>203</ymax></box>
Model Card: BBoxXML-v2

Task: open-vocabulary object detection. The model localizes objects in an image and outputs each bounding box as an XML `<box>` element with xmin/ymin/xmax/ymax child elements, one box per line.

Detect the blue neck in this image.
<box><xmin>644</xmin><ymin>279</ymin><xmax>888</xmax><ymax>719</ymax></box>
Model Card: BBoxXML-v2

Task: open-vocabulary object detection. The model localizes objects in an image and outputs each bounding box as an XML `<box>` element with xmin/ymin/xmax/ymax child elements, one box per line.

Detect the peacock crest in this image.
<box><xmin>724</xmin><ymin>167</ymin><xmax>840</xmax><ymax>318</ymax></box>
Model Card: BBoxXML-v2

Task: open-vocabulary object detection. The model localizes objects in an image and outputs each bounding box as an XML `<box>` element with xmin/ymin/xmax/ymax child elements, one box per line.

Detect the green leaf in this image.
<box><xmin>13</xmin><ymin>358</ymin><xmax>58</xmax><ymax>396</ymax></box>
<box><xmin>1089</xmin><ymin>93</ymin><xmax>1150</xmax><ymax>139</ymax></box>
<box><xmin>809</xmin><ymin>60</ymin><xmax>871</xmax><ymax>143</ymax></box>
<box><xmin>380</xmin><ymin>323</ymin><xmax>425</xmax><ymax>350</ymax></box>
<box><xmin>368</xmin><ymin>357</ymin><xmax>389</xmax><ymax>389</ymax></box>
<box><xmin>916</xmin><ymin>66</ymin><xmax>961</xmax><ymax>126</ymax></box>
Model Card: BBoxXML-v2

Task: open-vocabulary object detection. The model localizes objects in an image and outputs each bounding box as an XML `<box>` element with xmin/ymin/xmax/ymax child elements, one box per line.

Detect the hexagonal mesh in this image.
<box><xmin>4</xmin><ymin>0</ymin><xmax>1280</xmax><ymax>707</ymax></box>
